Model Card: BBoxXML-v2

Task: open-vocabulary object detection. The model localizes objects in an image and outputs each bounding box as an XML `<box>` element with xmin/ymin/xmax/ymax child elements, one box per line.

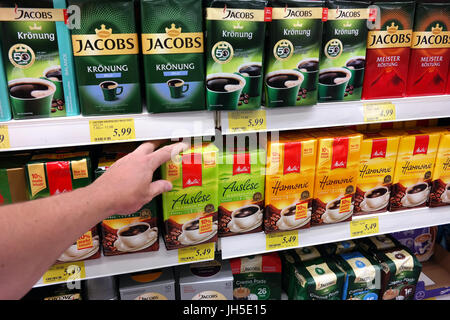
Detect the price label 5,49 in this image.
<box><xmin>266</xmin><ymin>230</ymin><xmax>299</xmax><ymax>251</ymax></box>
<box><xmin>350</xmin><ymin>217</ymin><xmax>379</xmax><ymax>238</ymax></box>
<box><xmin>89</xmin><ymin>118</ymin><xmax>136</xmax><ymax>143</ymax></box>
<box><xmin>228</xmin><ymin>110</ymin><xmax>267</xmax><ymax>133</ymax></box>
<box><xmin>178</xmin><ymin>242</ymin><xmax>215</xmax><ymax>263</ymax></box>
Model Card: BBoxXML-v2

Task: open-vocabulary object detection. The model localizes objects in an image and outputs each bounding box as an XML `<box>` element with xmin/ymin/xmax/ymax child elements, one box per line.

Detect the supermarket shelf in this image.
<box><xmin>33</xmin><ymin>236</ymin><xmax>214</xmax><ymax>288</ymax></box>
<box><xmin>220</xmin><ymin>95</ymin><xmax>450</xmax><ymax>135</ymax></box>
<box><xmin>2</xmin><ymin>110</ymin><xmax>216</xmax><ymax>152</ymax></box>
<box><xmin>220</xmin><ymin>206</ymin><xmax>450</xmax><ymax>260</ymax></box>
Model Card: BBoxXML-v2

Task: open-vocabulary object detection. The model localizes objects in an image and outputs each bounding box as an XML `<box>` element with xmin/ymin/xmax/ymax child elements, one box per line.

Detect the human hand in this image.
<box><xmin>91</xmin><ymin>140</ymin><xmax>188</xmax><ymax>217</ymax></box>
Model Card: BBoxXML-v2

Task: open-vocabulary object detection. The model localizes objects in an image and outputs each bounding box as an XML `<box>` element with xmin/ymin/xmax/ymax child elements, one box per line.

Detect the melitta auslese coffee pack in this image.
<box><xmin>318</xmin><ymin>0</ymin><xmax>372</xmax><ymax>102</ymax></box>
<box><xmin>362</xmin><ymin>1</ymin><xmax>415</xmax><ymax>100</ymax></box>
<box><xmin>68</xmin><ymin>0</ymin><xmax>142</xmax><ymax>115</ymax></box>
<box><xmin>161</xmin><ymin>142</ymin><xmax>219</xmax><ymax>250</ymax></box>
<box><xmin>25</xmin><ymin>152</ymin><xmax>100</xmax><ymax>263</ymax></box>
<box><xmin>95</xmin><ymin>153</ymin><xmax>159</xmax><ymax>256</ymax></box>
<box><xmin>406</xmin><ymin>1</ymin><xmax>450</xmax><ymax>97</ymax></box>
<box><xmin>218</xmin><ymin>145</ymin><xmax>266</xmax><ymax>237</ymax></box>
<box><xmin>230</xmin><ymin>253</ymin><xmax>282</xmax><ymax>300</ymax></box>
<box><xmin>264</xmin><ymin>132</ymin><xmax>317</xmax><ymax>233</ymax></box>
<box><xmin>264</xmin><ymin>0</ymin><xmax>324</xmax><ymax>108</ymax></box>
<box><xmin>0</xmin><ymin>154</ymin><xmax>30</xmax><ymax>205</ymax></box>
<box><xmin>0</xmin><ymin>0</ymin><xmax>80</xmax><ymax>120</ymax></box>
<box><xmin>140</xmin><ymin>0</ymin><xmax>205</xmax><ymax>113</ymax></box>
<box><xmin>354</xmin><ymin>131</ymin><xmax>400</xmax><ymax>216</ymax></box>
<box><xmin>205</xmin><ymin>0</ymin><xmax>267</xmax><ymax>110</ymax></box>
<box><xmin>389</xmin><ymin>129</ymin><xmax>440</xmax><ymax>212</ymax></box>
<box><xmin>311</xmin><ymin>129</ymin><xmax>362</xmax><ymax>226</ymax></box>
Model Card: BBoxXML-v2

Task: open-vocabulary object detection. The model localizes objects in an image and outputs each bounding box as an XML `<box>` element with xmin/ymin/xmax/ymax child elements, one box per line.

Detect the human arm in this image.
<box><xmin>0</xmin><ymin>140</ymin><xmax>187</xmax><ymax>300</ymax></box>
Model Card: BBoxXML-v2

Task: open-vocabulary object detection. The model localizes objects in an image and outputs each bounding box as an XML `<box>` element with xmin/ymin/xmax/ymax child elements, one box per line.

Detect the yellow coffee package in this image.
<box><xmin>389</xmin><ymin>129</ymin><xmax>440</xmax><ymax>211</ymax></box>
<box><xmin>426</xmin><ymin>128</ymin><xmax>450</xmax><ymax>207</ymax></box>
<box><xmin>264</xmin><ymin>132</ymin><xmax>317</xmax><ymax>233</ymax></box>
<box><xmin>366</xmin><ymin>122</ymin><xmax>403</xmax><ymax>132</ymax></box>
<box><xmin>404</xmin><ymin>119</ymin><xmax>439</xmax><ymax>129</ymax></box>
<box><xmin>311</xmin><ymin>129</ymin><xmax>362</xmax><ymax>226</ymax></box>
<box><xmin>354</xmin><ymin>132</ymin><xmax>400</xmax><ymax>216</ymax></box>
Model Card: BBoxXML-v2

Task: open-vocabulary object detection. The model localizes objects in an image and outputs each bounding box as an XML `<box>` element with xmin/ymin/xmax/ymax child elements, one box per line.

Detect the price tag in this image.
<box><xmin>350</xmin><ymin>217</ymin><xmax>379</xmax><ymax>238</ymax></box>
<box><xmin>89</xmin><ymin>118</ymin><xmax>136</xmax><ymax>143</ymax></box>
<box><xmin>228</xmin><ymin>109</ymin><xmax>267</xmax><ymax>133</ymax></box>
<box><xmin>178</xmin><ymin>242</ymin><xmax>215</xmax><ymax>264</ymax></box>
<box><xmin>42</xmin><ymin>261</ymin><xmax>86</xmax><ymax>285</ymax></box>
<box><xmin>0</xmin><ymin>125</ymin><xmax>10</xmax><ymax>149</ymax></box>
<box><xmin>363</xmin><ymin>102</ymin><xmax>396</xmax><ymax>122</ymax></box>
<box><xmin>266</xmin><ymin>230</ymin><xmax>299</xmax><ymax>251</ymax></box>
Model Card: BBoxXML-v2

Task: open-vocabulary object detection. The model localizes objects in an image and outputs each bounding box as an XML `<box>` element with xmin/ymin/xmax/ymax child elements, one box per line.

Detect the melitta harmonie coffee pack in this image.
<box><xmin>230</xmin><ymin>253</ymin><xmax>282</xmax><ymax>300</ymax></box>
<box><xmin>0</xmin><ymin>154</ymin><xmax>30</xmax><ymax>205</ymax></box>
<box><xmin>0</xmin><ymin>0</ymin><xmax>80</xmax><ymax>119</ymax></box>
<box><xmin>334</xmin><ymin>251</ymin><xmax>381</xmax><ymax>300</ymax></box>
<box><xmin>205</xmin><ymin>0</ymin><xmax>267</xmax><ymax>110</ymax></box>
<box><xmin>389</xmin><ymin>129</ymin><xmax>440</xmax><ymax>212</ymax></box>
<box><xmin>218</xmin><ymin>145</ymin><xmax>266</xmax><ymax>237</ymax></box>
<box><xmin>161</xmin><ymin>142</ymin><xmax>219</xmax><ymax>250</ymax></box>
<box><xmin>25</xmin><ymin>152</ymin><xmax>100</xmax><ymax>263</ymax></box>
<box><xmin>362</xmin><ymin>1</ymin><xmax>415</xmax><ymax>100</ymax></box>
<box><xmin>140</xmin><ymin>0</ymin><xmax>205</xmax><ymax>113</ymax></box>
<box><xmin>68</xmin><ymin>0</ymin><xmax>142</xmax><ymax>115</ymax></box>
<box><xmin>311</xmin><ymin>129</ymin><xmax>362</xmax><ymax>226</ymax></box>
<box><xmin>0</xmin><ymin>42</ymin><xmax>12</xmax><ymax>122</ymax></box>
<box><xmin>264</xmin><ymin>132</ymin><xmax>317</xmax><ymax>233</ymax></box>
<box><xmin>354</xmin><ymin>131</ymin><xmax>400</xmax><ymax>216</ymax></box>
<box><xmin>264</xmin><ymin>0</ymin><xmax>324</xmax><ymax>107</ymax></box>
<box><xmin>318</xmin><ymin>0</ymin><xmax>371</xmax><ymax>102</ymax></box>
<box><xmin>406</xmin><ymin>1</ymin><xmax>450</xmax><ymax>96</ymax></box>
<box><xmin>95</xmin><ymin>153</ymin><xmax>159</xmax><ymax>256</ymax></box>
<box><xmin>425</xmin><ymin>127</ymin><xmax>450</xmax><ymax>207</ymax></box>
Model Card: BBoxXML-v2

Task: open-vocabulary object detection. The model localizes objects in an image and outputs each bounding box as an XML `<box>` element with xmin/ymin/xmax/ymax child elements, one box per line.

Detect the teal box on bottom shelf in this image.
<box><xmin>0</xmin><ymin>41</ymin><xmax>11</xmax><ymax>122</ymax></box>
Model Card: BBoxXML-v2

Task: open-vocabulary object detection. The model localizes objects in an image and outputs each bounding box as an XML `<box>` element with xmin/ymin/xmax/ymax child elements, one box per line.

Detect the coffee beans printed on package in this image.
<box><xmin>205</xmin><ymin>0</ymin><xmax>267</xmax><ymax>111</ymax></box>
<box><xmin>318</xmin><ymin>0</ymin><xmax>371</xmax><ymax>102</ymax></box>
<box><xmin>0</xmin><ymin>0</ymin><xmax>80</xmax><ymax>119</ymax></box>
<box><xmin>264</xmin><ymin>0</ymin><xmax>324</xmax><ymax>108</ymax></box>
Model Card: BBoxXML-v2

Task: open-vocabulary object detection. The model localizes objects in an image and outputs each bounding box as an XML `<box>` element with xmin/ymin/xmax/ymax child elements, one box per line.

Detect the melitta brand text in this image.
<box><xmin>319</xmin><ymin>175</ymin><xmax>353</xmax><ymax>190</ymax></box>
<box><xmin>271</xmin><ymin>180</ymin><xmax>309</xmax><ymax>196</ymax></box>
<box><xmin>401</xmin><ymin>161</ymin><xmax>432</xmax><ymax>175</ymax></box>
<box><xmin>171</xmin><ymin>191</ymin><xmax>211</xmax><ymax>210</ymax></box>
<box><xmin>359</xmin><ymin>164</ymin><xmax>392</xmax><ymax>179</ymax></box>
<box><xmin>222</xmin><ymin>179</ymin><xmax>259</xmax><ymax>197</ymax></box>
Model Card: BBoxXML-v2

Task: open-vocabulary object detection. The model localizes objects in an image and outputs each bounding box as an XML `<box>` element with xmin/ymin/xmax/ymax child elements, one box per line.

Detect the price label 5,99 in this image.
<box><xmin>228</xmin><ymin>110</ymin><xmax>267</xmax><ymax>133</ymax></box>
<box><xmin>89</xmin><ymin>118</ymin><xmax>136</xmax><ymax>143</ymax></box>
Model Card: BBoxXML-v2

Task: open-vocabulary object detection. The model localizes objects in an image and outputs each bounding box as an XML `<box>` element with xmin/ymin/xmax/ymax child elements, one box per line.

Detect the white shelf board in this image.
<box><xmin>220</xmin><ymin>95</ymin><xmax>450</xmax><ymax>135</ymax></box>
<box><xmin>220</xmin><ymin>206</ymin><xmax>450</xmax><ymax>260</ymax></box>
<box><xmin>2</xmin><ymin>110</ymin><xmax>216</xmax><ymax>152</ymax></box>
<box><xmin>33</xmin><ymin>236</ymin><xmax>214</xmax><ymax>288</ymax></box>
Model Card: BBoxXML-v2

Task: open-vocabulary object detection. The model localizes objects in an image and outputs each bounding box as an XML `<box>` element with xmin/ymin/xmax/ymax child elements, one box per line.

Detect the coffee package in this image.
<box><xmin>205</xmin><ymin>0</ymin><xmax>267</xmax><ymax>110</ymax></box>
<box><xmin>0</xmin><ymin>154</ymin><xmax>30</xmax><ymax>204</ymax></box>
<box><xmin>25</xmin><ymin>152</ymin><xmax>100</xmax><ymax>263</ymax></box>
<box><xmin>335</xmin><ymin>251</ymin><xmax>381</xmax><ymax>300</ymax></box>
<box><xmin>404</xmin><ymin>119</ymin><xmax>439</xmax><ymax>129</ymax></box>
<box><xmin>311</xmin><ymin>129</ymin><xmax>362</xmax><ymax>226</ymax></box>
<box><xmin>161</xmin><ymin>142</ymin><xmax>219</xmax><ymax>250</ymax></box>
<box><xmin>406</xmin><ymin>1</ymin><xmax>450</xmax><ymax>96</ymax></box>
<box><xmin>362</xmin><ymin>1</ymin><xmax>415</xmax><ymax>100</ymax></box>
<box><xmin>358</xmin><ymin>234</ymin><xmax>399</xmax><ymax>254</ymax></box>
<box><xmin>140</xmin><ymin>0</ymin><xmax>205</xmax><ymax>113</ymax></box>
<box><xmin>391</xmin><ymin>226</ymin><xmax>438</xmax><ymax>262</ymax></box>
<box><xmin>320</xmin><ymin>240</ymin><xmax>357</xmax><ymax>255</ymax></box>
<box><xmin>289</xmin><ymin>256</ymin><xmax>346</xmax><ymax>300</ymax></box>
<box><xmin>178</xmin><ymin>259</ymin><xmax>234</xmax><ymax>300</ymax></box>
<box><xmin>366</xmin><ymin>122</ymin><xmax>403</xmax><ymax>132</ymax></box>
<box><xmin>389</xmin><ymin>129</ymin><xmax>440</xmax><ymax>212</ymax></box>
<box><xmin>0</xmin><ymin>42</ymin><xmax>12</xmax><ymax>122</ymax></box>
<box><xmin>318</xmin><ymin>0</ymin><xmax>371</xmax><ymax>102</ymax></box>
<box><xmin>428</xmin><ymin>128</ymin><xmax>450</xmax><ymax>207</ymax></box>
<box><xmin>218</xmin><ymin>144</ymin><xmax>265</xmax><ymax>237</ymax></box>
<box><xmin>264</xmin><ymin>0</ymin><xmax>324</xmax><ymax>107</ymax></box>
<box><xmin>0</xmin><ymin>0</ymin><xmax>80</xmax><ymax>119</ymax></box>
<box><xmin>264</xmin><ymin>132</ymin><xmax>317</xmax><ymax>233</ymax></box>
<box><xmin>96</xmin><ymin>153</ymin><xmax>159</xmax><ymax>256</ymax></box>
<box><xmin>86</xmin><ymin>276</ymin><xmax>118</xmax><ymax>300</ymax></box>
<box><xmin>354</xmin><ymin>131</ymin><xmax>400</xmax><ymax>216</ymax></box>
<box><xmin>230</xmin><ymin>253</ymin><xmax>282</xmax><ymax>300</ymax></box>
<box><xmin>119</xmin><ymin>268</ymin><xmax>176</xmax><ymax>300</ymax></box>
<box><xmin>374</xmin><ymin>246</ymin><xmax>422</xmax><ymax>300</ymax></box>
<box><xmin>68</xmin><ymin>0</ymin><xmax>142</xmax><ymax>115</ymax></box>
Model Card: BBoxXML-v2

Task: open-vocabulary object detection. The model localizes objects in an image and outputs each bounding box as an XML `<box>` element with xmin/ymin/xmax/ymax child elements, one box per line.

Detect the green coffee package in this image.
<box><xmin>0</xmin><ymin>41</ymin><xmax>12</xmax><ymax>122</ymax></box>
<box><xmin>68</xmin><ymin>0</ymin><xmax>142</xmax><ymax>115</ymax></box>
<box><xmin>140</xmin><ymin>0</ymin><xmax>206</xmax><ymax>113</ymax></box>
<box><xmin>318</xmin><ymin>0</ymin><xmax>370</xmax><ymax>102</ymax></box>
<box><xmin>0</xmin><ymin>0</ymin><xmax>80</xmax><ymax>119</ymax></box>
<box><xmin>264</xmin><ymin>0</ymin><xmax>324</xmax><ymax>107</ymax></box>
<box><xmin>205</xmin><ymin>0</ymin><xmax>267</xmax><ymax>110</ymax></box>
